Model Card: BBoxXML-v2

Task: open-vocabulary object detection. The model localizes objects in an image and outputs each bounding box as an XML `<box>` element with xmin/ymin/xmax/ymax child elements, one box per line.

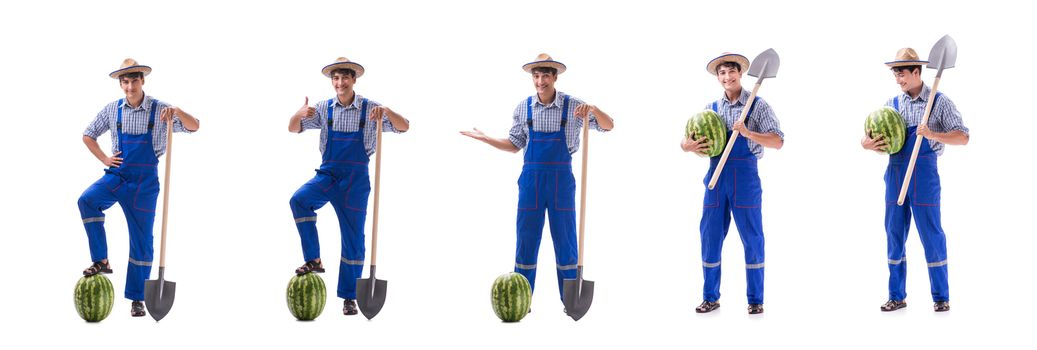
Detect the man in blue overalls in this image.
<box><xmin>288</xmin><ymin>57</ymin><xmax>409</xmax><ymax>316</ymax></box>
<box><xmin>862</xmin><ymin>48</ymin><xmax>969</xmax><ymax>312</ymax></box>
<box><xmin>461</xmin><ymin>53</ymin><xmax>614</xmax><ymax>313</ymax></box>
<box><xmin>682</xmin><ymin>53</ymin><xmax>784</xmax><ymax>315</ymax></box>
<box><xmin>79</xmin><ymin>58</ymin><xmax>200</xmax><ymax>317</ymax></box>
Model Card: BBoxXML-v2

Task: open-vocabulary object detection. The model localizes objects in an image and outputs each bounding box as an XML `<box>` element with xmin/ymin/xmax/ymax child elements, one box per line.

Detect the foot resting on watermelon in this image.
<box><xmin>343</xmin><ymin>299</ymin><xmax>358</xmax><ymax>316</ymax></box>
<box><xmin>295</xmin><ymin>259</ymin><xmax>325</xmax><ymax>275</ymax></box>
<box><xmin>131</xmin><ymin>300</ymin><xmax>146</xmax><ymax>317</ymax></box>
<box><xmin>83</xmin><ymin>260</ymin><xmax>112</xmax><ymax>276</ymax></box>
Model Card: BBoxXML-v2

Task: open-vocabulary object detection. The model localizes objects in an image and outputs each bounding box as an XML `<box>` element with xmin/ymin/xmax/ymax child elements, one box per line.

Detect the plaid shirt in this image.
<box><xmin>83</xmin><ymin>95</ymin><xmax>194</xmax><ymax>158</ymax></box>
<box><xmin>884</xmin><ymin>84</ymin><xmax>968</xmax><ymax>156</ymax></box>
<box><xmin>508</xmin><ymin>91</ymin><xmax>609</xmax><ymax>154</ymax></box>
<box><xmin>705</xmin><ymin>89</ymin><xmax>784</xmax><ymax>159</ymax></box>
<box><xmin>298</xmin><ymin>94</ymin><xmax>405</xmax><ymax>156</ymax></box>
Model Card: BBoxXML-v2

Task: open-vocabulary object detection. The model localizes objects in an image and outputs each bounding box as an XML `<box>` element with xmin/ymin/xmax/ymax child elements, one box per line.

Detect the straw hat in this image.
<box><xmin>885</xmin><ymin>48</ymin><xmax>929</xmax><ymax>68</ymax></box>
<box><xmin>322</xmin><ymin>57</ymin><xmax>365</xmax><ymax>78</ymax></box>
<box><xmin>109</xmin><ymin>58</ymin><xmax>152</xmax><ymax>79</ymax></box>
<box><xmin>522</xmin><ymin>53</ymin><xmax>567</xmax><ymax>74</ymax></box>
<box><xmin>706</xmin><ymin>52</ymin><xmax>750</xmax><ymax>75</ymax></box>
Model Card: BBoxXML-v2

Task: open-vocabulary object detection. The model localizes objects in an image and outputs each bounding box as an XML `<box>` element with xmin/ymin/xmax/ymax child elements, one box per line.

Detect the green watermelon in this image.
<box><xmin>865</xmin><ymin>107</ymin><xmax>907</xmax><ymax>154</ymax></box>
<box><xmin>74</xmin><ymin>274</ymin><xmax>114</xmax><ymax>322</ymax></box>
<box><xmin>491</xmin><ymin>272</ymin><xmax>531</xmax><ymax>322</ymax></box>
<box><xmin>287</xmin><ymin>273</ymin><xmax>326</xmax><ymax>320</ymax></box>
<box><xmin>685</xmin><ymin>110</ymin><xmax>728</xmax><ymax>157</ymax></box>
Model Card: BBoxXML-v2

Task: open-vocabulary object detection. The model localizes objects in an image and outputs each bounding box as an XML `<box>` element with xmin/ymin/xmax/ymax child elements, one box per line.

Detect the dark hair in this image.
<box><xmin>531</xmin><ymin>66</ymin><xmax>557</xmax><ymax>76</ymax></box>
<box><xmin>715</xmin><ymin>61</ymin><xmax>742</xmax><ymax>74</ymax></box>
<box><xmin>330</xmin><ymin>68</ymin><xmax>357</xmax><ymax>78</ymax></box>
<box><xmin>892</xmin><ymin>65</ymin><xmax>922</xmax><ymax>74</ymax></box>
<box><xmin>119</xmin><ymin>72</ymin><xmax>144</xmax><ymax>80</ymax></box>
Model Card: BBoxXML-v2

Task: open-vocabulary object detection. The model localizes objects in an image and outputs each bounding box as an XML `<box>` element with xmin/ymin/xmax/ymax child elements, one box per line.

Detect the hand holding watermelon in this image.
<box><xmin>684</xmin><ymin>110</ymin><xmax>728</xmax><ymax>157</ymax></box>
<box><xmin>864</xmin><ymin>107</ymin><xmax>907</xmax><ymax>154</ymax></box>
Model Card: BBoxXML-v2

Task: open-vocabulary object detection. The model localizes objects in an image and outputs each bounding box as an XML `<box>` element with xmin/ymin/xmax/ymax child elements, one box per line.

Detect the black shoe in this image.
<box><xmin>83</xmin><ymin>260</ymin><xmax>113</xmax><ymax>276</ymax></box>
<box><xmin>131</xmin><ymin>301</ymin><xmax>146</xmax><ymax>317</ymax></box>
<box><xmin>748</xmin><ymin>304</ymin><xmax>764</xmax><ymax>314</ymax></box>
<box><xmin>295</xmin><ymin>259</ymin><xmax>325</xmax><ymax>275</ymax></box>
<box><xmin>696</xmin><ymin>300</ymin><xmax>720</xmax><ymax>313</ymax></box>
<box><xmin>343</xmin><ymin>299</ymin><xmax>358</xmax><ymax>316</ymax></box>
<box><xmin>880</xmin><ymin>299</ymin><xmax>907</xmax><ymax>312</ymax></box>
<box><xmin>934</xmin><ymin>301</ymin><xmax>950</xmax><ymax>312</ymax></box>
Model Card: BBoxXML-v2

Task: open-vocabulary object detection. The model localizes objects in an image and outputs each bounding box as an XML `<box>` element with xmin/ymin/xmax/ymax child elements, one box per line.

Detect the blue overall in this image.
<box><xmin>699</xmin><ymin>99</ymin><xmax>765</xmax><ymax>305</ymax></box>
<box><xmin>290</xmin><ymin>99</ymin><xmax>371</xmax><ymax>300</ymax></box>
<box><xmin>78</xmin><ymin>99</ymin><xmax>160</xmax><ymax>301</ymax></box>
<box><xmin>885</xmin><ymin>95</ymin><xmax>949</xmax><ymax>302</ymax></box>
<box><xmin>514</xmin><ymin>96</ymin><xmax>579</xmax><ymax>300</ymax></box>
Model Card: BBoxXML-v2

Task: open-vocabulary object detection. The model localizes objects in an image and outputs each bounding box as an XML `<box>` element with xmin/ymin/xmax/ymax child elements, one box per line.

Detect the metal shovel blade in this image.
<box><xmin>562</xmin><ymin>277</ymin><xmax>594</xmax><ymax>321</ymax></box>
<box><xmin>927</xmin><ymin>35</ymin><xmax>957</xmax><ymax>70</ymax></box>
<box><xmin>144</xmin><ymin>272</ymin><xmax>176</xmax><ymax>321</ymax></box>
<box><xmin>748</xmin><ymin>48</ymin><xmax>780</xmax><ymax>79</ymax></box>
<box><xmin>356</xmin><ymin>275</ymin><xmax>387</xmax><ymax>320</ymax></box>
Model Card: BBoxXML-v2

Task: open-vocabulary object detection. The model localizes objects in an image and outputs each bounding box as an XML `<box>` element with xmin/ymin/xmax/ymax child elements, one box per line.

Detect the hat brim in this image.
<box><xmin>522</xmin><ymin>60</ymin><xmax>566</xmax><ymax>74</ymax></box>
<box><xmin>322</xmin><ymin>62</ymin><xmax>365</xmax><ymax>78</ymax></box>
<box><xmin>706</xmin><ymin>54</ymin><xmax>750</xmax><ymax>75</ymax></box>
<box><xmin>885</xmin><ymin>60</ymin><xmax>929</xmax><ymax>68</ymax></box>
<box><xmin>109</xmin><ymin>65</ymin><xmax>152</xmax><ymax>79</ymax></box>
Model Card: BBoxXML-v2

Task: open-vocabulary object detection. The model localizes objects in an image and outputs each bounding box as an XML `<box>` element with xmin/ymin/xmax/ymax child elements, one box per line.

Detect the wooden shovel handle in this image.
<box><xmin>577</xmin><ymin>111</ymin><xmax>590</xmax><ymax>267</ymax></box>
<box><xmin>371</xmin><ymin>110</ymin><xmax>383</xmax><ymax>266</ymax></box>
<box><xmin>159</xmin><ymin>116</ymin><xmax>173</xmax><ymax>268</ymax></box>
<box><xmin>707</xmin><ymin>83</ymin><xmax>761</xmax><ymax>190</ymax></box>
<box><xmin>896</xmin><ymin>76</ymin><xmax>942</xmax><ymax>206</ymax></box>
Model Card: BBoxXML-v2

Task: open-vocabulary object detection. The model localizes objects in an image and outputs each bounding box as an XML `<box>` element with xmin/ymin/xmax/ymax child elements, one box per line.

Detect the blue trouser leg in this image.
<box><xmin>78</xmin><ymin>173</ymin><xmax>121</xmax><ymax>262</ymax></box>
<box><xmin>700</xmin><ymin>184</ymin><xmax>731</xmax><ymax>303</ymax></box>
<box><xmin>547</xmin><ymin>171</ymin><xmax>578</xmax><ymax>300</ymax></box>
<box><xmin>732</xmin><ymin>205</ymin><xmax>765</xmax><ymax>305</ymax></box>
<box><xmin>913</xmin><ymin>204</ymin><xmax>949</xmax><ymax>302</ymax></box>
<box><xmin>515</xmin><ymin>170</ymin><xmax>547</xmax><ymax>293</ymax></box>
<box><xmin>331</xmin><ymin>169</ymin><xmax>370</xmax><ymax>300</ymax></box>
<box><xmin>885</xmin><ymin>201</ymin><xmax>911</xmax><ymax>301</ymax></box>
<box><xmin>122</xmin><ymin>173</ymin><xmax>158</xmax><ymax>301</ymax></box>
<box><xmin>290</xmin><ymin>174</ymin><xmax>333</xmax><ymax>262</ymax></box>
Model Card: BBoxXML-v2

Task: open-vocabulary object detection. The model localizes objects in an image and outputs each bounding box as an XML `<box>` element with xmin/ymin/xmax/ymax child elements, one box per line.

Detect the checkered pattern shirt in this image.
<box><xmin>705</xmin><ymin>89</ymin><xmax>784</xmax><ymax>159</ymax></box>
<box><xmin>508</xmin><ymin>91</ymin><xmax>609</xmax><ymax>154</ymax></box>
<box><xmin>884</xmin><ymin>84</ymin><xmax>968</xmax><ymax>156</ymax></box>
<box><xmin>83</xmin><ymin>95</ymin><xmax>194</xmax><ymax>158</ymax></box>
<box><xmin>298</xmin><ymin>94</ymin><xmax>405</xmax><ymax>156</ymax></box>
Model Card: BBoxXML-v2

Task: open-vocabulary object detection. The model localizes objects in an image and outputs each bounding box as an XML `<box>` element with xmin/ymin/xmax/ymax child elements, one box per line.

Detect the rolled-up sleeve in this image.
<box><xmin>508</xmin><ymin>102</ymin><xmax>527</xmax><ymax>150</ymax></box>
<box><xmin>367</xmin><ymin>100</ymin><xmax>406</xmax><ymax>134</ymax></box>
<box><xmin>84</xmin><ymin>107</ymin><xmax>110</xmax><ymax>139</ymax></box>
<box><xmin>935</xmin><ymin>95</ymin><xmax>968</xmax><ymax>135</ymax></box>
<box><xmin>750</xmin><ymin>98</ymin><xmax>784</xmax><ymax>140</ymax></box>
<box><xmin>571</xmin><ymin>97</ymin><xmax>608</xmax><ymax>132</ymax></box>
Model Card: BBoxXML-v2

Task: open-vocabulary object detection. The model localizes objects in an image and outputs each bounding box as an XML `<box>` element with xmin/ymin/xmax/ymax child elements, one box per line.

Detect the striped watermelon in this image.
<box><xmin>865</xmin><ymin>107</ymin><xmax>907</xmax><ymax>154</ymax></box>
<box><xmin>685</xmin><ymin>110</ymin><xmax>728</xmax><ymax>157</ymax></box>
<box><xmin>491</xmin><ymin>272</ymin><xmax>531</xmax><ymax>322</ymax></box>
<box><xmin>287</xmin><ymin>273</ymin><xmax>326</xmax><ymax>321</ymax></box>
<box><xmin>74</xmin><ymin>274</ymin><xmax>114</xmax><ymax>322</ymax></box>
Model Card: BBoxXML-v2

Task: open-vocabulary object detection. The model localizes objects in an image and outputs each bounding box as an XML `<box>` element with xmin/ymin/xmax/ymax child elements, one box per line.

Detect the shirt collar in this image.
<box><xmin>720</xmin><ymin>89</ymin><xmax>750</xmax><ymax>107</ymax></box>
<box><xmin>119</xmin><ymin>94</ymin><xmax>151</xmax><ymax>111</ymax></box>
<box><xmin>902</xmin><ymin>84</ymin><xmax>931</xmax><ymax>102</ymax></box>
<box><xmin>530</xmin><ymin>91</ymin><xmax>564</xmax><ymax>108</ymax></box>
<box><xmin>333</xmin><ymin>93</ymin><xmax>364</xmax><ymax>109</ymax></box>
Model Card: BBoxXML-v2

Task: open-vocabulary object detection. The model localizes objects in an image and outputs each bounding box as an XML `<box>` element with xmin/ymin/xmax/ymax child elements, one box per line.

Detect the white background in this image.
<box><xmin>1</xmin><ymin>0</ymin><xmax>1033</xmax><ymax>348</ymax></box>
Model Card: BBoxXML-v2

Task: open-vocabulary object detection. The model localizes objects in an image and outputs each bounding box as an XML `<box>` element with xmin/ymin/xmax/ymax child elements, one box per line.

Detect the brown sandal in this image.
<box><xmin>83</xmin><ymin>260</ymin><xmax>113</xmax><ymax>276</ymax></box>
<box><xmin>295</xmin><ymin>259</ymin><xmax>325</xmax><ymax>275</ymax></box>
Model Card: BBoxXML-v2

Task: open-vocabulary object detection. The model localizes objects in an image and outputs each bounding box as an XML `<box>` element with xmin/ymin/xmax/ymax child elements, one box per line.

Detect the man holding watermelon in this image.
<box><xmin>287</xmin><ymin>57</ymin><xmax>409</xmax><ymax>316</ymax></box>
<box><xmin>861</xmin><ymin>48</ymin><xmax>968</xmax><ymax>312</ymax></box>
<box><xmin>460</xmin><ymin>53</ymin><xmax>614</xmax><ymax>312</ymax></box>
<box><xmin>681</xmin><ymin>53</ymin><xmax>784</xmax><ymax>314</ymax></box>
<box><xmin>78</xmin><ymin>58</ymin><xmax>200</xmax><ymax>317</ymax></box>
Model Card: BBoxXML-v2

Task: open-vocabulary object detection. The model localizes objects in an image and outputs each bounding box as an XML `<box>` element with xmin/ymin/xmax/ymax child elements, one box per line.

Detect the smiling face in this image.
<box><xmin>715</xmin><ymin>62</ymin><xmax>742</xmax><ymax>95</ymax></box>
<box><xmin>531</xmin><ymin>67</ymin><xmax>557</xmax><ymax>96</ymax></box>
<box><xmin>119</xmin><ymin>73</ymin><xmax>144</xmax><ymax>100</ymax></box>
<box><xmin>330</xmin><ymin>69</ymin><xmax>357</xmax><ymax>97</ymax></box>
<box><xmin>892</xmin><ymin>66</ymin><xmax>923</xmax><ymax>94</ymax></box>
